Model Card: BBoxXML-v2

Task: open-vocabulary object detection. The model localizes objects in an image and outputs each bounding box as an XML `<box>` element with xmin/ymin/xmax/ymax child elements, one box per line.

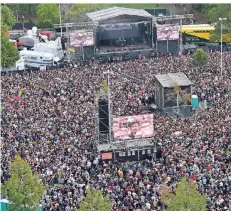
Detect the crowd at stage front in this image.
<box><xmin>1</xmin><ymin>51</ymin><xmax>231</xmax><ymax>211</ymax></box>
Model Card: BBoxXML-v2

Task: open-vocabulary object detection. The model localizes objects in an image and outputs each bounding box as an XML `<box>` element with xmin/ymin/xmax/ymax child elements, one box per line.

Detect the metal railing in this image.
<box><xmin>162</xmin><ymin>105</ymin><xmax>192</xmax><ymax>117</ymax></box>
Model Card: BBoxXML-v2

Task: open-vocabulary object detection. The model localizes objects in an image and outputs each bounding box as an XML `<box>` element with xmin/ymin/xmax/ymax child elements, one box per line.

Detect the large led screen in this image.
<box><xmin>69</xmin><ymin>30</ymin><xmax>94</xmax><ymax>47</ymax></box>
<box><xmin>156</xmin><ymin>25</ymin><xmax>180</xmax><ymax>41</ymax></box>
<box><xmin>113</xmin><ymin>114</ymin><xmax>154</xmax><ymax>140</ymax></box>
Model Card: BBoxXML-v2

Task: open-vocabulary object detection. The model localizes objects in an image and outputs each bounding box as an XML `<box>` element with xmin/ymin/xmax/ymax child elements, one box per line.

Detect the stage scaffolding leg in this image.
<box><xmin>151</xmin><ymin>21</ymin><xmax>154</xmax><ymax>49</ymax></box>
<box><xmin>82</xmin><ymin>46</ymin><xmax>84</xmax><ymax>62</ymax></box>
<box><xmin>167</xmin><ymin>39</ymin><xmax>169</xmax><ymax>54</ymax></box>
<box><xmin>156</xmin><ymin>40</ymin><xmax>157</xmax><ymax>52</ymax></box>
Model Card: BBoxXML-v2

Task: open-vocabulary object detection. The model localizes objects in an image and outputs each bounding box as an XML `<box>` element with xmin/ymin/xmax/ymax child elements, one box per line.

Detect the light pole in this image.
<box><xmin>219</xmin><ymin>17</ymin><xmax>227</xmax><ymax>76</ymax></box>
<box><xmin>179</xmin><ymin>18</ymin><xmax>183</xmax><ymax>55</ymax></box>
<box><xmin>59</xmin><ymin>4</ymin><xmax>63</xmax><ymax>37</ymax></box>
<box><xmin>103</xmin><ymin>70</ymin><xmax>113</xmax><ymax>142</ymax></box>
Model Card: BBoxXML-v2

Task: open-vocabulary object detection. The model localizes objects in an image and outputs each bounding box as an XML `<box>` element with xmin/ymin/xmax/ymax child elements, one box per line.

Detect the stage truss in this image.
<box><xmin>97</xmin><ymin>139</ymin><xmax>156</xmax><ymax>152</ymax></box>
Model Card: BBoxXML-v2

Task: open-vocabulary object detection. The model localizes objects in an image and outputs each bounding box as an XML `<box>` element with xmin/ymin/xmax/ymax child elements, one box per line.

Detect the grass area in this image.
<box><xmin>98</xmin><ymin>4</ymin><xmax>164</xmax><ymax>9</ymax></box>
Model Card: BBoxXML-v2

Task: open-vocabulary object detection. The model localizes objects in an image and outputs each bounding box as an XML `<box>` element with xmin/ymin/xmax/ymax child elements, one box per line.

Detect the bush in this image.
<box><xmin>192</xmin><ymin>48</ymin><xmax>208</xmax><ymax>66</ymax></box>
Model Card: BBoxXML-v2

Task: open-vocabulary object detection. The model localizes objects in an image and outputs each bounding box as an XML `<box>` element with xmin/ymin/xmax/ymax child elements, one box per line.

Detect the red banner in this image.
<box><xmin>101</xmin><ymin>153</ymin><xmax>112</xmax><ymax>160</ymax></box>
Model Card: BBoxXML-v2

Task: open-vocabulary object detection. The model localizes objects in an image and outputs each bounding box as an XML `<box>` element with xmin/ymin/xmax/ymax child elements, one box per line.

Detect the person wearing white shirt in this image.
<box><xmin>146</xmin><ymin>202</ymin><xmax>151</xmax><ymax>209</ymax></box>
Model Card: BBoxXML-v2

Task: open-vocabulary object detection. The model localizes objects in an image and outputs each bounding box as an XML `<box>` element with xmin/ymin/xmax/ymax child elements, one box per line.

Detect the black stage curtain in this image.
<box><xmin>98</xmin><ymin>26</ymin><xmax>140</xmax><ymax>40</ymax></box>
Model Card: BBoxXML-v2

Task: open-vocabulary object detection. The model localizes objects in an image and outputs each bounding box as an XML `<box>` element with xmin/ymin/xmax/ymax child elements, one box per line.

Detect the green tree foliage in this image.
<box><xmin>159</xmin><ymin>185</ymin><xmax>173</xmax><ymax>205</ymax></box>
<box><xmin>192</xmin><ymin>48</ymin><xmax>208</xmax><ymax>66</ymax></box>
<box><xmin>207</xmin><ymin>5</ymin><xmax>231</xmax><ymax>42</ymax></box>
<box><xmin>65</xmin><ymin>4</ymin><xmax>101</xmax><ymax>21</ymax></box>
<box><xmin>166</xmin><ymin>177</ymin><xmax>207</xmax><ymax>211</ymax></box>
<box><xmin>1</xmin><ymin>36</ymin><xmax>20</xmax><ymax>69</ymax></box>
<box><xmin>77</xmin><ymin>188</ymin><xmax>112</xmax><ymax>211</ymax></box>
<box><xmin>1</xmin><ymin>5</ymin><xmax>19</xmax><ymax>68</ymax></box>
<box><xmin>37</xmin><ymin>4</ymin><xmax>59</xmax><ymax>28</ymax></box>
<box><xmin>1</xmin><ymin>5</ymin><xmax>16</xmax><ymax>28</ymax></box>
<box><xmin>5</xmin><ymin>4</ymin><xmax>19</xmax><ymax>15</ymax></box>
<box><xmin>6</xmin><ymin>4</ymin><xmax>20</xmax><ymax>11</ymax></box>
<box><xmin>2</xmin><ymin>155</ymin><xmax>46</xmax><ymax>211</ymax></box>
<box><xmin>23</xmin><ymin>4</ymin><xmax>38</xmax><ymax>17</ymax></box>
<box><xmin>191</xmin><ymin>4</ymin><xmax>217</xmax><ymax>13</ymax></box>
<box><xmin>7</xmin><ymin>4</ymin><xmax>38</xmax><ymax>21</ymax></box>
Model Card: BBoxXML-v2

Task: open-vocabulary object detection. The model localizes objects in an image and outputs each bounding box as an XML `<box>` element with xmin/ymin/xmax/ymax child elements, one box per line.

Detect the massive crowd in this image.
<box><xmin>1</xmin><ymin>51</ymin><xmax>231</xmax><ymax>211</ymax></box>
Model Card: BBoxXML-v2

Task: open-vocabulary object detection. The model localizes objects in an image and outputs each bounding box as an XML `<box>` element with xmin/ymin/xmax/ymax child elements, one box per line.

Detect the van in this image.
<box><xmin>20</xmin><ymin>50</ymin><xmax>63</xmax><ymax>69</ymax></box>
<box><xmin>33</xmin><ymin>43</ymin><xmax>64</xmax><ymax>60</ymax></box>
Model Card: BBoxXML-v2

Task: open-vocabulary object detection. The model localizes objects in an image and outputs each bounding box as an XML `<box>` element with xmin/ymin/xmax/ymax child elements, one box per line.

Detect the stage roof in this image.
<box><xmin>86</xmin><ymin>7</ymin><xmax>153</xmax><ymax>23</ymax></box>
<box><xmin>155</xmin><ymin>72</ymin><xmax>192</xmax><ymax>88</ymax></box>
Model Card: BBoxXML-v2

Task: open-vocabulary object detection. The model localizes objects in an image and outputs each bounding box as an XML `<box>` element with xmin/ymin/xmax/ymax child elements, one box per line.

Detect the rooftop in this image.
<box><xmin>155</xmin><ymin>72</ymin><xmax>193</xmax><ymax>88</ymax></box>
<box><xmin>86</xmin><ymin>6</ymin><xmax>153</xmax><ymax>23</ymax></box>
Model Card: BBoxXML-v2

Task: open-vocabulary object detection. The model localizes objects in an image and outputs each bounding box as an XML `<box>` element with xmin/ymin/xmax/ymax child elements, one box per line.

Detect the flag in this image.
<box><xmin>18</xmin><ymin>89</ymin><xmax>23</xmax><ymax>96</ymax></box>
<box><xmin>9</xmin><ymin>95</ymin><xmax>23</xmax><ymax>102</ymax></box>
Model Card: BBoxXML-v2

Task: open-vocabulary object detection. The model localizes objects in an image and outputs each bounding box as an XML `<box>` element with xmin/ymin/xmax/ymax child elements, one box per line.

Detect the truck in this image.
<box><xmin>19</xmin><ymin>50</ymin><xmax>64</xmax><ymax>69</ymax></box>
<box><xmin>33</xmin><ymin>42</ymin><xmax>64</xmax><ymax>60</ymax></box>
<box><xmin>39</xmin><ymin>30</ymin><xmax>56</xmax><ymax>40</ymax></box>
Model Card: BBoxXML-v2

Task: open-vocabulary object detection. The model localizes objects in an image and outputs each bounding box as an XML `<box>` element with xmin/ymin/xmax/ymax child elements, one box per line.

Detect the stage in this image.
<box><xmin>96</xmin><ymin>43</ymin><xmax>153</xmax><ymax>55</ymax></box>
<box><xmin>97</xmin><ymin>139</ymin><xmax>161</xmax><ymax>162</ymax></box>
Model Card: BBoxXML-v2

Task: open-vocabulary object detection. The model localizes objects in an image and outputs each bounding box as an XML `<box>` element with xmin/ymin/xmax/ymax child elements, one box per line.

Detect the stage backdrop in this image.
<box><xmin>113</xmin><ymin>114</ymin><xmax>154</xmax><ymax>140</ymax></box>
<box><xmin>69</xmin><ymin>30</ymin><xmax>94</xmax><ymax>47</ymax></box>
<box><xmin>156</xmin><ymin>24</ymin><xmax>180</xmax><ymax>41</ymax></box>
<box><xmin>98</xmin><ymin>25</ymin><xmax>140</xmax><ymax>40</ymax></box>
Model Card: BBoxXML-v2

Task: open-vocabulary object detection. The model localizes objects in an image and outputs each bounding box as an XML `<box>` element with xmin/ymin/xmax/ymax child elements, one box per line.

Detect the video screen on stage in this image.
<box><xmin>69</xmin><ymin>30</ymin><xmax>94</xmax><ymax>47</ymax></box>
<box><xmin>156</xmin><ymin>25</ymin><xmax>180</xmax><ymax>41</ymax></box>
<box><xmin>113</xmin><ymin>114</ymin><xmax>154</xmax><ymax>140</ymax></box>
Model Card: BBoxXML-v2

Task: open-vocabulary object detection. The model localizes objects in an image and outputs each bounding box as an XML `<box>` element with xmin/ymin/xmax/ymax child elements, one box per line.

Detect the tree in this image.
<box><xmin>77</xmin><ymin>188</ymin><xmax>112</xmax><ymax>211</ymax></box>
<box><xmin>191</xmin><ymin>4</ymin><xmax>217</xmax><ymax>13</ymax></box>
<box><xmin>1</xmin><ymin>36</ymin><xmax>20</xmax><ymax>68</ymax></box>
<box><xmin>102</xmin><ymin>80</ymin><xmax>108</xmax><ymax>93</ymax></box>
<box><xmin>1</xmin><ymin>5</ymin><xmax>19</xmax><ymax>68</ymax></box>
<box><xmin>159</xmin><ymin>185</ymin><xmax>173</xmax><ymax>205</ymax></box>
<box><xmin>192</xmin><ymin>48</ymin><xmax>208</xmax><ymax>66</ymax></box>
<box><xmin>5</xmin><ymin>4</ymin><xmax>19</xmax><ymax>17</ymax></box>
<box><xmin>207</xmin><ymin>5</ymin><xmax>231</xmax><ymax>42</ymax></box>
<box><xmin>6</xmin><ymin>4</ymin><xmax>38</xmax><ymax>21</ymax></box>
<box><xmin>23</xmin><ymin>4</ymin><xmax>39</xmax><ymax>18</ymax></box>
<box><xmin>65</xmin><ymin>4</ymin><xmax>101</xmax><ymax>22</ymax></box>
<box><xmin>166</xmin><ymin>177</ymin><xmax>207</xmax><ymax>211</ymax></box>
<box><xmin>1</xmin><ymin>5</ymin><xmax>16</xmax><ymax>28</ymax></box>
<box><xmin>37</xmin><ymin>4</ymin><xmax>59</xmax><ymax>28</ymax></box>
<box><xmin>2</xmin><ymin>155</ymin><xmax>46</xmax><ymax>211</ymax></box>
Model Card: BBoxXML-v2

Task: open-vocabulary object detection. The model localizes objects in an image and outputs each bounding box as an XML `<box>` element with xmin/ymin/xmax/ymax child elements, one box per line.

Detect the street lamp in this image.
<box><xmin>219</xmin><ymin>17</ymin><xmax>227</xmax><ymax>76</ymax></box>
<box><xmin>59</xmin><ymin>4</ymin><xmax>63</xmax><ymax>37</ymax></box>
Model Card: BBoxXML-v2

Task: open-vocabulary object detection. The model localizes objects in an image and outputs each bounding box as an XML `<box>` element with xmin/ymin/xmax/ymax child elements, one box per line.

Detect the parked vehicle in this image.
<box><xmin>19</xmin><ymin>50</ymin><xmax>64</xmax><ymax>69</ymax></box>
<box><xmin>33</xmin><ymin>41</ymin><xmax>64</xmax><ymax>60</ymax></box>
